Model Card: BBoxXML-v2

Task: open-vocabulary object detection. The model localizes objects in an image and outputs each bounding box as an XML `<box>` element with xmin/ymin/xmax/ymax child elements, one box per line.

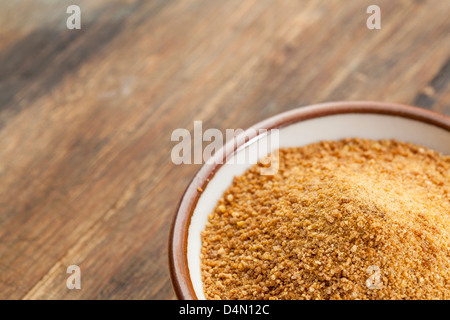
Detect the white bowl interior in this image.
<box><xmin>187</xmin><ymin>112</ymin><xmax>450</xmax><ymax>299</ymax></box>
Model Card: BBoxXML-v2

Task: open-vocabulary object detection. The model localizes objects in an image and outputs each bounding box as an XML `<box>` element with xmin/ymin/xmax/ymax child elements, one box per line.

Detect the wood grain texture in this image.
<box><xmin>0</xmin><ymin>0</ymin><xmax>448</xmax><ymax>300</ymax></box>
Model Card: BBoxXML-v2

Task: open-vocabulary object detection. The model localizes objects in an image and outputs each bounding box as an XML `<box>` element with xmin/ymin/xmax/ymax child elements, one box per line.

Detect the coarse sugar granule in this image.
<box><xmin>200</xmin><ymin>138</ymin><xmax>450</xmax><ymax>300</ymax></box>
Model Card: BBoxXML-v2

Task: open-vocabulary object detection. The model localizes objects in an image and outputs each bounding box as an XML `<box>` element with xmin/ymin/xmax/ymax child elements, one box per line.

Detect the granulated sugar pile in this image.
<box><xmin>200</xmin><ymin>139</ymin><xmax>450</xmax><ymax>300</ymax></box>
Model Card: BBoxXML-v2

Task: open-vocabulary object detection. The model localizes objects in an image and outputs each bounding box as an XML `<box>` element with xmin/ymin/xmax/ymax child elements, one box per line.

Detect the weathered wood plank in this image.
<box><xmin>0</xmin><ymin>0</ymin><xmax>448</xmax><ymax>299</ymax></box>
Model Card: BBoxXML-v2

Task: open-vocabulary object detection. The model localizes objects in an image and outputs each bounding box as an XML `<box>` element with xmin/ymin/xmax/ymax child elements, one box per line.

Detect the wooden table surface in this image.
<box><xmin>0</xmin><ymin>0</ymin><xmax>449</xmax><ymax>300</ymax></box>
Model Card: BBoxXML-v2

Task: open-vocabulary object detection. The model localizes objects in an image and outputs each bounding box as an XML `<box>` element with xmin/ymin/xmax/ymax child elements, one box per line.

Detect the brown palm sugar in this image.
<box><xmin>200</xmin><ymin>138</ymin><xmax>450</xmax><ymax>300</ymax></box>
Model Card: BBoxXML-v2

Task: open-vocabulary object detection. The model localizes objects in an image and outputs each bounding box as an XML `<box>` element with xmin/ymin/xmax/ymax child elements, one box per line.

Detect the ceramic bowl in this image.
<box><xmin>168</xmin><ymin>101</ymin><xmax>450</xmax><ymax>300</ymax></box>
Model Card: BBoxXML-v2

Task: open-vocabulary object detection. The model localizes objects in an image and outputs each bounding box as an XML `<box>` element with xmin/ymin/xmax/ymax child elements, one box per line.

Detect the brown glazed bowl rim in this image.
<box><xmin>168</xmin><ymin>101</ymin><xmax>450</xmax><ymax>300</ymax></box>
